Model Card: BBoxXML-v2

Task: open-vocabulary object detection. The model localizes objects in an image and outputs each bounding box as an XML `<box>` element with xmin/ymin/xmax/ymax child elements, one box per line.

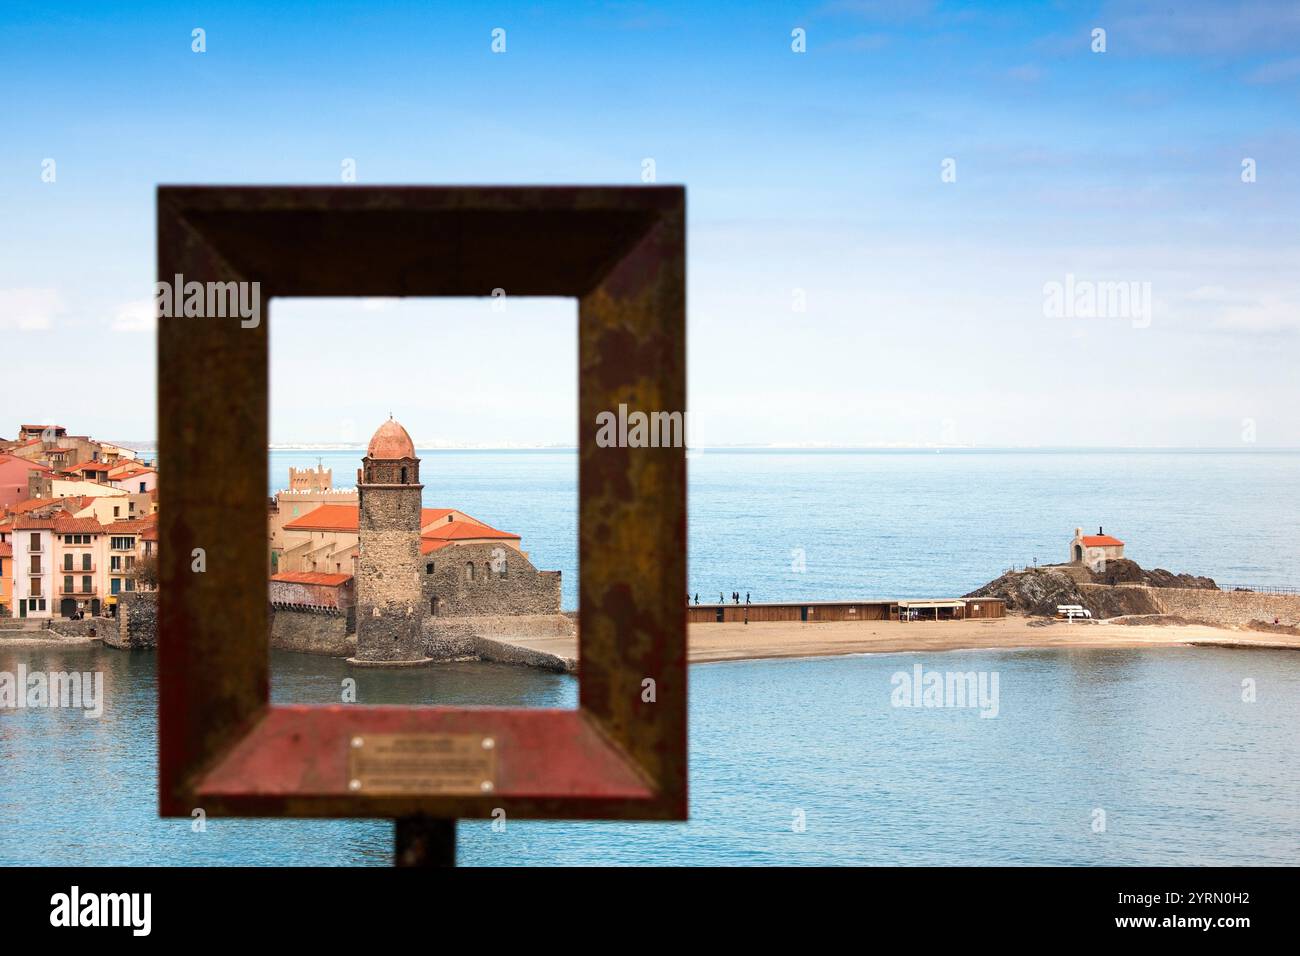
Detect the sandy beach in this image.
<box><xmin>496</xmin><ymin>615</ymin><xmax>1300</xmax><ymax>667</ymax></box>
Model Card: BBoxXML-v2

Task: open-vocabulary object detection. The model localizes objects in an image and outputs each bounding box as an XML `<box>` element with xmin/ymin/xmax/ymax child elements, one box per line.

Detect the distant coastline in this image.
<box><xmin>259</xmin><ymin>444</ymin><xmax>1300</xmax><ymax>453</ymax></box>
<box><xmin>113</xmin><ymin>442</ymin><xmax>1300</xmax><ymax>452</ymax></box>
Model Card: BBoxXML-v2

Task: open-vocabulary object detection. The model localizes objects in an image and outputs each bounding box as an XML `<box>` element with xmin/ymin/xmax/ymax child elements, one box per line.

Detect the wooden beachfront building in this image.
<box><xmin>687</xmin><ymin>597</ymin><xmax>1005</xmax><ymax>624</ymax></box>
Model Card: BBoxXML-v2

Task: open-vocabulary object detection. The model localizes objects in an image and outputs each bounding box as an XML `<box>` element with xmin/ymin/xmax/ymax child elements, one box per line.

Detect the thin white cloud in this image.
<box><xmin>1180</xmin><ymin>286</ymin><xmax>1299</xmax><ymax>332</ymax></box>
<box><xmin>1212</xmin><ymin>296</ymin><xmax>1299</xmax><ymax>332</ymax></box>
<box><xmin>0</xmin><ymin>288</ymin><xmax>63</xmax><ymax>331</ymax></box>
<box><xmin>110</xmin><ymin>298</ymin><xmax>156</xmax><ymax>333</ymax></box>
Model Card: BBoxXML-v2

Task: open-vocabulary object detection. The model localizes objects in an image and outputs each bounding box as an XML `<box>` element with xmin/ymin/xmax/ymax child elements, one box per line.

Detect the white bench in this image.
<box><xmin>1057</xmin><ymin>604</ymin><xmax>1092</xmax><ymax>620</ymax></box>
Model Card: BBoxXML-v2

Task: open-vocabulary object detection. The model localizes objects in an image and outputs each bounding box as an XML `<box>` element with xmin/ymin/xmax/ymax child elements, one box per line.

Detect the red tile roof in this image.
<box><xmin>271</xmin><ymin>571</ymin><xmax>352</xmax><ymax>586</ymax></box>
<box><xmin>419</xmin><ymin>539</ymin><xmax>453</xmax><ymax>555</ymax></box>
<box><xmin>5</xmin><ymin>497</ymin><xmax>58</xmax><ymax>515</ymax></box>
<box><xmin>52</xmin><ymin>517</ymin><xmax>104</xmax><ymax>535</ymax></box>
<box><xmin>285</xmin><ymin>505</ymin><xmax>470</xmax><ymax>533</ymax></box>
<box><xmin>283</xmin><ymin>504</ymin><xmax>360</xmax><ymax>532</ymax></box>
<box><xmin>1081</xmin><ymin>534</ymin><xmax>1124</xmax><ymax>547</ymax></box>
<box><xmin>12</xmin><ymin>513</ymin><xmax>76</xmax><ymax>529</ymax></box>
<box><xmin>0</xmin><ymin>542</ymin><xmax>11</xmax><ymax>558</ymax></box>
<box><xmin>105</xmin><ymin>515</ymin><xmax>157</xmax><ymax>534</ymax></box>
<box><xmin>421</xmin><ymin>520</ymin><xmax>519</xmax><ymax>542</ymax></box>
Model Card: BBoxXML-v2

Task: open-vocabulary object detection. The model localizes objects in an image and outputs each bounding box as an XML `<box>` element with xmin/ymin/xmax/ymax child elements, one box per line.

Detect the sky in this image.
<box><xmin>1</xmin><ymin>0</ymin><xmax>1297</xmax><ymax>447</ymax></box>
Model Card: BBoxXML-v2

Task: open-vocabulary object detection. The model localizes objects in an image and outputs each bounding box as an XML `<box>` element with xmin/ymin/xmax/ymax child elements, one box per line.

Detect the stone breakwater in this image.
<box><xmin>265</xmin><ymin>605</ymin><xmax>575</xmax><ymax>670</ymax></box>
<box><xmin>968</xmin><ymin>560</ymin><xmax>1299</xmax><ymax>627</ymax></box>
<box><xmin>67</xmin><ymin>597</ymin><xmax>574</xmax><ymax>670</ymax></box>
<box><xmin>1094</xmin><ymin>584</ymin><xmax>1300</xmax><ymax>628</ymax></box>
<box><xmin>422</xmin><ymin>615</ymin><xmax>576</xmax><ymax>672</ymax></box>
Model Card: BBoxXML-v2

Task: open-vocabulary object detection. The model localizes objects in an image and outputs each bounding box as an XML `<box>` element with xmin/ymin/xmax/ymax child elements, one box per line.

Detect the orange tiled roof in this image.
<box><xmin>5</xmin><ymin>497</ymin><xmax>66</xmax><ymax>516</ymax></box>
<box><xmin>285</xmin><ymin>505</ymin><xmax>466</xmax><ymax>533</ymax></box>
<box><xmin>105</xmin><ymin>515</ymin><xmax>157</xmax><ymax>534</ymax></box>
<box><xmin>51</xmin><ymin>517</ymin><xmax>104</xmax><ymax>535</ymax></box>
<box><xmin>419</xmin><ymin>539</ymin><xmax>453</xmax><ymax>555</ymax></box>
<box><xmin>284</xmin><ymin>504</ymin><xmax>360</xmax><ymax>532</ymax></box>
<box><xmin>421</xmin><ymin>520</ymin><xmax>519</xmax><ymax>542</ymax></box>
<box><xmin>1081</xmin><ymin>534</ymin><xmax>1124</xmax><ymax>547</ymax></box>
<box><xmin>12</xmin><ymin>513</ymin><xmax>76</xmax><ymax>530</ymax></box>
<box><xmin>0</xmin><ymin>542</ymin><xmax>11</xmax><ymax>557</ymax></box>
<box><xmin>271</xmin><ymin>571</ymin><xmax>352</xmax><ymax>586</ymax></box>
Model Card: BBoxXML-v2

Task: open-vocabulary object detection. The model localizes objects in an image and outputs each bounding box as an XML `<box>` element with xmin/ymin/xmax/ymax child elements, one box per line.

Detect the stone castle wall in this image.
<box><xmin>421</xmin><ymin>542</ymin><xmax>561</xmax><ymax>618</ymax></box>
<box><xmin>355</xmin><ymin>481</ymin><xmax>425</xmax><ymax>661</ymax></box>
<box><xmin>271</xmin><ymin>606</ymin><xmax>356</xmax><ymax>656</ymax></box>
<box><xmin>103</xmin><ymin>591</ymin><xmax>158</xmax><ymax>649</ymax></box>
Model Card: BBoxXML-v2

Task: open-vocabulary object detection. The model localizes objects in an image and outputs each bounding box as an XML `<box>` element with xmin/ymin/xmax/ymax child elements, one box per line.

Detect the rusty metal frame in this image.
<box><xmin>157</xmin><ymin>186</ymin><xmax>686</xmax><ymax>821</ymax></box>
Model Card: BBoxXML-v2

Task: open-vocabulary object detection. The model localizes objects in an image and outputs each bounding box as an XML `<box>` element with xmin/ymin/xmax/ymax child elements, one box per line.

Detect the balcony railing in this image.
<box><xmin>62</xmin><ymin>565</ymin><xmax>96</xmax><ymax>573</ymax></box>
<box><xmin>59</xmin><ymin>587</ymin><xmax>98</xmax><ymax>596</ymax></box>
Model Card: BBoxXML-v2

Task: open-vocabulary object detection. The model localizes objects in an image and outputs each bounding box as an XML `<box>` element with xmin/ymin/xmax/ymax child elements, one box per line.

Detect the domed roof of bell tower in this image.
<box><xmin>366</xmin><ymin>417</ymin><xmax>416</xmax><ymax>459</ymax></box>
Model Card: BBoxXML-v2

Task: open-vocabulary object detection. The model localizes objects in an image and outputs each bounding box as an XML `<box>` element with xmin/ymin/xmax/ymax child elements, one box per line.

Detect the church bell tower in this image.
<box><xmin>350</xmin><ymin>417</ymin><xmax>430</xmax><ymax>666</ymax></box>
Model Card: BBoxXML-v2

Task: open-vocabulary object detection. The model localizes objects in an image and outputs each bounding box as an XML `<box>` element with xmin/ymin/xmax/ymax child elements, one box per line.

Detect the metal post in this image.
<box><xmin>394</xmin><ymin>816</ymin><xmax>457</xmax><ymax>867</ymax></box>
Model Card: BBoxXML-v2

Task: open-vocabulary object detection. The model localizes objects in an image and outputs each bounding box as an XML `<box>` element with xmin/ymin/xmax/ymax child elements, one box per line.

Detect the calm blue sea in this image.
<box><xmin>271</xmin><ymin>448</ymin><xmax>1300</xmax><ymax>607</ymax></box>
<box><xmin>0</xmin><ymin>450</ymin><xmax>1296</xmax><ymax>865</ymax></box>
<box><xmin>1</xmin><ymin>645</ymin><xmax>1297</xmax><ymax>866</ymax></box>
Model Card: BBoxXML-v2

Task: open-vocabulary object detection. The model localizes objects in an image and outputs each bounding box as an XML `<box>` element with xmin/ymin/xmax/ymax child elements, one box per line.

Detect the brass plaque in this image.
<box><xmin>347</xmin><ymin>733</ymin><xmax>497</xmax><ymax>795</ymax></box>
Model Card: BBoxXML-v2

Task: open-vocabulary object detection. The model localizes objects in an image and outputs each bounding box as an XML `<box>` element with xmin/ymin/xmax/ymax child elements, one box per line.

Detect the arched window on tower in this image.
<box><xmin>400</xmin><ymin>466</ymin><xmax>407</xmax><ymax>483</ymax></box>
<box><xmin>465</xmin><ymin>562</ymin><xmax>475</xmax><ymax>582</ymax></box>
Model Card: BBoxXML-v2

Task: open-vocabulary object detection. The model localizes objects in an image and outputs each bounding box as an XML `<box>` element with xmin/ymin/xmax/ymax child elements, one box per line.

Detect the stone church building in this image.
<box><xmin>269</xmin><ymin>418</ymin><xmax>566</xmax><ymax>663</ymax></box>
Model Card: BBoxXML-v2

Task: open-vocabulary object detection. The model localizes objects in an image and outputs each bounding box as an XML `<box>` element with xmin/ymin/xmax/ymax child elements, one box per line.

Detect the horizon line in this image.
<box><xmin>99</xmin><ymin>440</ymin><xmax>1300</xmax><ymax>452</ymax></box>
